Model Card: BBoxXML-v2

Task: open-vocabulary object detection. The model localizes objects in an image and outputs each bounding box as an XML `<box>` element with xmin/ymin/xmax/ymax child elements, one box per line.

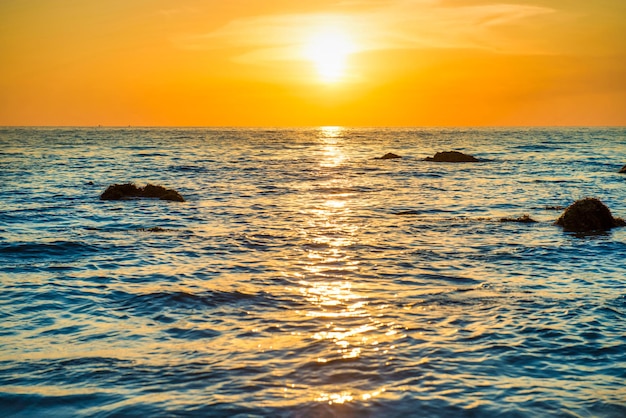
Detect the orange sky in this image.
<box><xmin>1</xmin><ymin>0</ymin><xmax>625</xmax><ymax>126</ymax></box>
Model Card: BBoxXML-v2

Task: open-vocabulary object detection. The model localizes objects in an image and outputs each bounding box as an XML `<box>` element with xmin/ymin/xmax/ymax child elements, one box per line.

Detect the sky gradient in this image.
<box><xmin>1</xmin><ymin>0</ymin><xmax>625</xmax><ymax>126</ymax></box>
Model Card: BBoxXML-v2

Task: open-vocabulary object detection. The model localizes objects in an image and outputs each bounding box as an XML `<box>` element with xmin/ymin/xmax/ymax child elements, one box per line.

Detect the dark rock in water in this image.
<box><xmin>100</xmin><ymin>183</ymin><xmax>185</xmax><ymax>202</ymax></box>
<box><xmin>100</xmin><ymin>183</ymin><xmax>141</xmax><ymax>200</ymax></box>
<box><xmin>424</xmin><ymin>151</ymin><xmax>479</xmax><ymax>162</ymax></box>
<box><xmin>381</xmin><ymin>152</ymin><xmax>402</xmax><ymax>159</ymax></box>
<box><xmin>141</xmin><ymin>184</ymin><xmax>184</xmax><ymax>201</ymax></box>
<box><xmin>619</xmin><ymin>165</ymin><xmax>626</xmax><ymax>173</ymax></box>
<box><xmin>376</xmin><ymin>152</ymin><xmax>402</xmax><ymax>160</ymax></box>
<box><xmin>555</xmin><ymin>197</ymin><xmax>625</xmax><ymax>232</ymax></box>
<box><xmin>544</xmin><ymin>205</ymin><xmax>565</xmax><ymax>211</ymax></box>
<box><xmin>160</xmin><ymin>190</ymin><xmax>185</xmax><ymax>202</ymax></box>
<box><xmin>500</xmin><ymin>214</ymin><xmax>537</xmax><ymax>223</ymax></box>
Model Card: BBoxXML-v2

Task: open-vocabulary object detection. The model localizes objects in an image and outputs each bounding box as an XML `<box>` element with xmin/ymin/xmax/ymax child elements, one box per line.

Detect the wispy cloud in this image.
<box><xmin>178</xmin><ymin>0</ymin><xmax>555</xmax><ymax>62</ymax></box>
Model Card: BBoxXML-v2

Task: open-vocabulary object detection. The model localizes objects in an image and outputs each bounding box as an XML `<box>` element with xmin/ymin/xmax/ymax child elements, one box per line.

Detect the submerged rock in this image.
<box><xmin>500</xmin><ymin>214</ymin><xmax>537</xmax><ymax>223</ymax></box>
<box><xmin>137</xmin><ymin>226</ymin><xmax>169</xmax><ymax>232</ymax></box>
<box><xmin>424</xmin><ymin>151</ymin><xmax>479</xmax><ymax>163</ymax></box>
<box><xmin>555</xmin><ymin>197</ymin><xmax>625</xmax><ymax>232</ymax></box>
<box><xmin>544</xmin><ymin>205</ymin><xmax>565</xmax><ymax>211</ymax></box>
<box><xmin>619</xmin><ymin>165</ymin><xmax>626</xmax><ymax>173</ymax></box>
<box><xmin>395</xmin><ymin>210</ymin><xmax>420</xmax><ymax>215</ymax></box>
<box><xmin>100</xmin><ymin>183</ymin><xmax>185</xmax><ymax>202</ymax></box>
<box><xmin>376</xmin><ymin>152</ymin><xmax>402</xmax><ymax>160</ymax></box>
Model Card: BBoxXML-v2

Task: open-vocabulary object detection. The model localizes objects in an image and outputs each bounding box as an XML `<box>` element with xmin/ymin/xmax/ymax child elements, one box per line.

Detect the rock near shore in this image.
<box><xmin>424</xmin><ymin>151</ymin><xmax>479</xmax><ymax>163</ymax></box>
<box><xmin>555</xmin><ymin>197</ymin><xmax>625</xmax><ymax>232</ymax></box>
<box><xmin>100</xmin><ymin>183</ymin><xmax>185</xmax><ymax>202</ymax></box>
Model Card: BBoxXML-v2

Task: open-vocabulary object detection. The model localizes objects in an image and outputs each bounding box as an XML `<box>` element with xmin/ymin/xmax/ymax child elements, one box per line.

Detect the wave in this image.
<box><xmin>167</xmin><ymin>164</ymin><xmax>210</xmax><ymax>173</ymax></box>
<box><xmin>114</xmin><ymin>289</ymin><xmax>279</xmax><ymax>318</ymax></box>
<box><xmin>0</xmin><ymin>241</ymin><xmax>100</xmax><ymax>259</ymax></box>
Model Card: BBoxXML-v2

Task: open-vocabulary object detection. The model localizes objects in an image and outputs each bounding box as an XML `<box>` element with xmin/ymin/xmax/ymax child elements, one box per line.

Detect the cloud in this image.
<box><xmin>178</xmin><ymin>0</ymin><xmax>555</xmax><ymax>62</ymax></box>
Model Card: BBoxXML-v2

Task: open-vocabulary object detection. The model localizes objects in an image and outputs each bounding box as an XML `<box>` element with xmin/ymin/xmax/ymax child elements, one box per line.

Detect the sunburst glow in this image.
<box><xmin>304</xmin><ymin>28</ymin><xmax>356</xmax><ymax>83</ymax></box>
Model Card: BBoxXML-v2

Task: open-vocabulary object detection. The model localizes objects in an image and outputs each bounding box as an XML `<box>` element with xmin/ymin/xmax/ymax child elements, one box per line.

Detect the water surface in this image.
<box><xmin>1</xmin><ymin>127</ymin><xmax>625</xmax><ymax>417</ymax></box>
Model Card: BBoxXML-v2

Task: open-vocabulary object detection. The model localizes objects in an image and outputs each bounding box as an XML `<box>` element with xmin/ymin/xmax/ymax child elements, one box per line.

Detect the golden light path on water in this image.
<box><xmin>287</xmin><ymin>126</ymin><xmax>395</xmax><ymax>406</ymax></box>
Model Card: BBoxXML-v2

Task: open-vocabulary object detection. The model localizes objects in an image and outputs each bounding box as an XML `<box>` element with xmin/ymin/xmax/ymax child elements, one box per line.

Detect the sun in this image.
<box><xmin>304</xmin><ymin>28</ymin><xmax>356</xmax><ymax>83</ymax></box>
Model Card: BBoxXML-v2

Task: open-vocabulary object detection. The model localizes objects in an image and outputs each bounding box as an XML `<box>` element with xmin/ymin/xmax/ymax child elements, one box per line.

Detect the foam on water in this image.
<box><xmin>1</xmin><ymin>127</ymin><xmax>625</xmax><ymax>417</ymax></box>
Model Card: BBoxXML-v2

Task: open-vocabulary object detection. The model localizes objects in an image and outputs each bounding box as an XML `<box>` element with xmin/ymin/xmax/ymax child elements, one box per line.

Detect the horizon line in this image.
<box><xmin>1</xmin><ymin>125</ymin><xmax>625</xmax><ymax>129</ymax></box>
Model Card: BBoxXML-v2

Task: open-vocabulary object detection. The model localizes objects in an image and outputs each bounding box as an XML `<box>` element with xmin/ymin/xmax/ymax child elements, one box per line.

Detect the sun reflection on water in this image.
<box><xmin>318</xmin><ymin>126</ymin><xmax>346</xmax><ymax>167</ymax></box>
<box><xmin>298</xmin><ymin>280</ymin><xmax>365</xmax><ymax>317</ymax></box>
<box><xmin>321</xmin><ymin>146</ymin><xmax>346</xmax><ymax>168</ymax></box>
<box><xmin>324</xmin><ymin>199</ymin><xmax>346</xmax><ymax>208</ymax></box>
<box><xmin>267</xmin><ymin>127</ymin><xmax>399</xmax><ymax>410</ymax></box>
<box><xmin>316</xmin><ymin>391</ymin><xmax>354</xmax><ymax>405</ymax></box>
<box><xmin>318</xmin><ymin>126</ymin><xmax>344</xmax><ymax>140</ymax></box>
<box><xmin>284</xmin><ymin>127</ymin><xmax>395</xmax><ymax>408</ymax></box>
<box><xmin>315</xmin><ymin>388</ymin><xmax>387</xmax><ymax>405</ymax></box>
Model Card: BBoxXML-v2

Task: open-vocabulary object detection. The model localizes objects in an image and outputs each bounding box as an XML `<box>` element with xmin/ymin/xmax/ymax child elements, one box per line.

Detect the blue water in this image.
<box><xmin>1</xmin><ymin>127</ymin><xmax>625</xmax><ymax>417</ymax></box>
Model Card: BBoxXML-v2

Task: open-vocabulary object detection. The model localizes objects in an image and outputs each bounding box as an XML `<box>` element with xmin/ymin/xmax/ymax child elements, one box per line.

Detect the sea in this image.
<box><xmin>1</xmin><ymin>127</ymin><xmax>625</xmax><ymax>418</ymax></box>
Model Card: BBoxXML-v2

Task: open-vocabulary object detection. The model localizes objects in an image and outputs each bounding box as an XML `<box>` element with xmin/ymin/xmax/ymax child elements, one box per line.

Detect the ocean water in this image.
<box><xmin>1</xmin><ymin>127</ymin><xmax>625</xmax><ymax>418</ymax></box>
